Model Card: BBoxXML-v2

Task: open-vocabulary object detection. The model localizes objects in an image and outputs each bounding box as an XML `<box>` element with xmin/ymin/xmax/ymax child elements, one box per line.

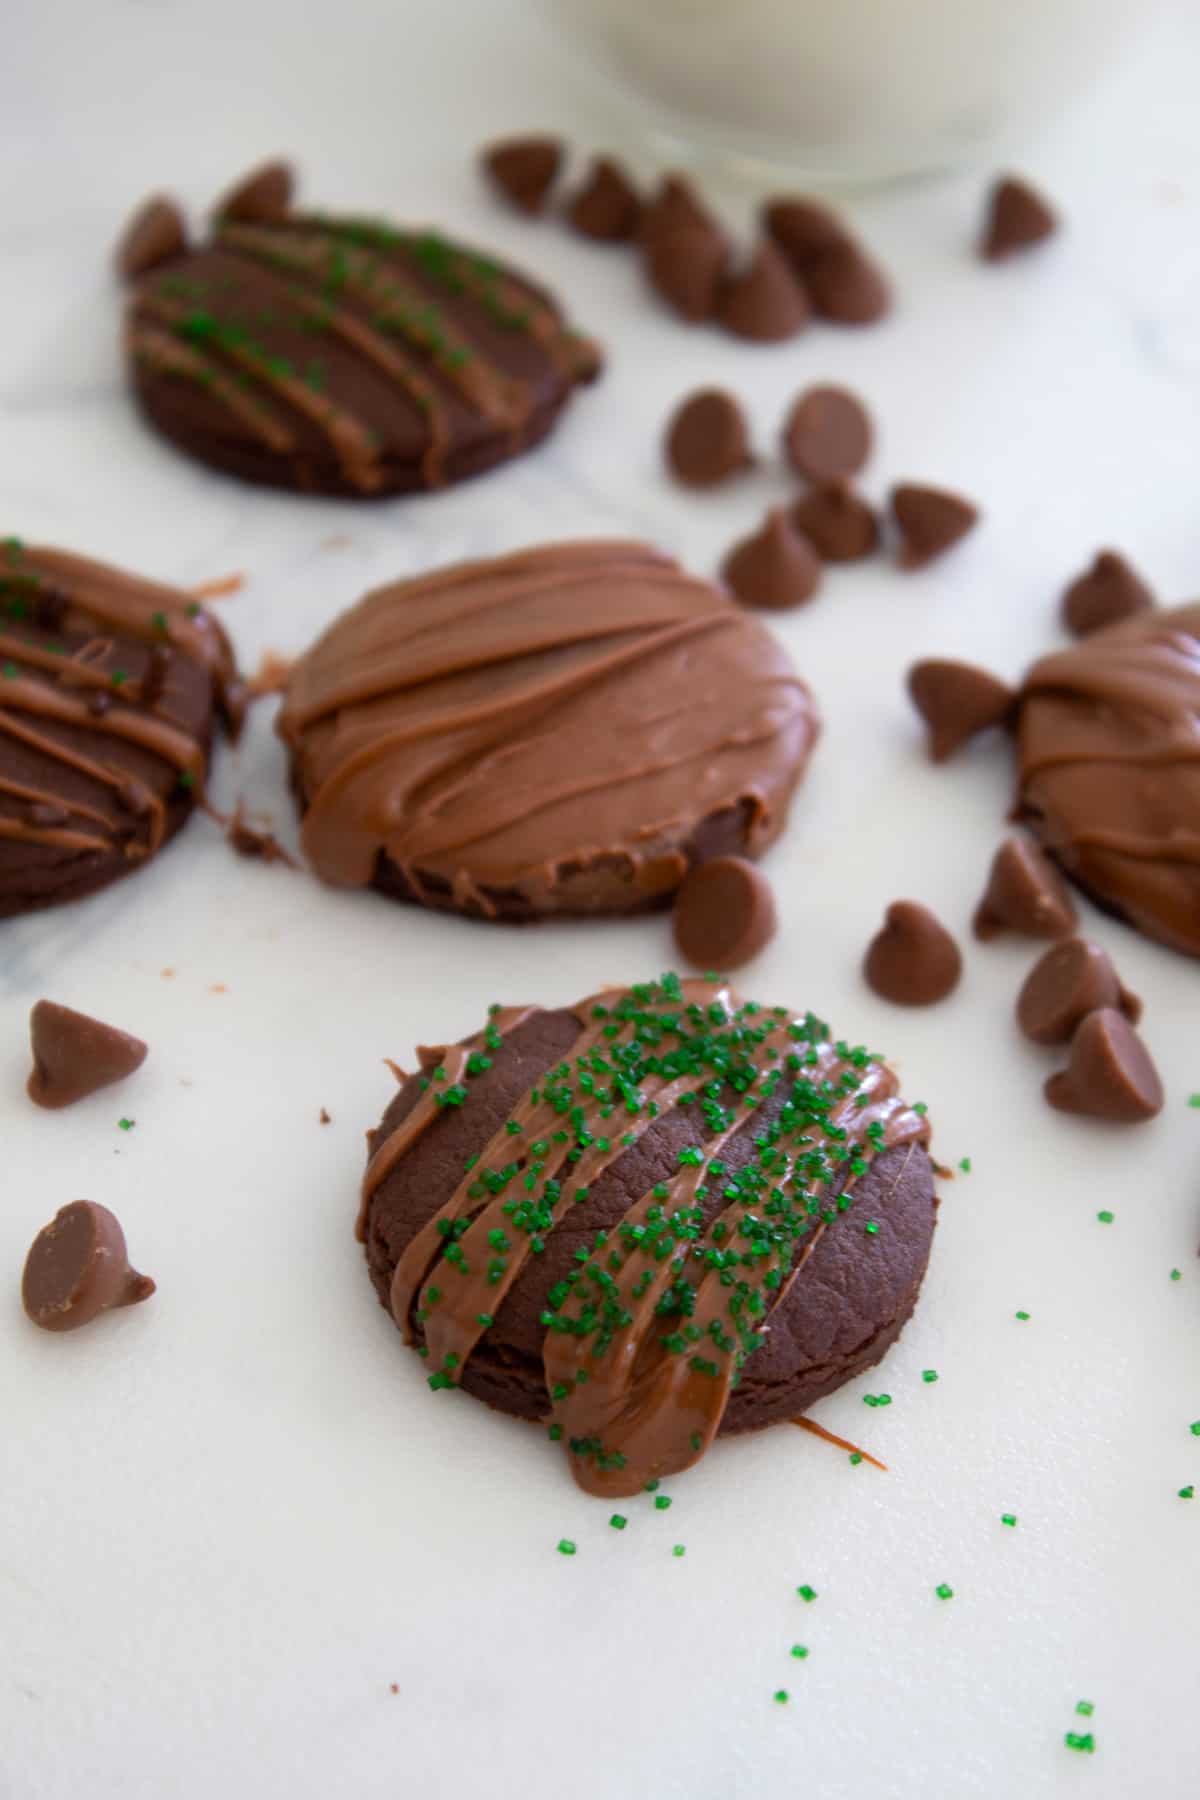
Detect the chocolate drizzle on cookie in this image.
<box><xmin>363</xmin><ymin>975</ymin><xmax>930</xmax><ymax>1498</ymax></box>
<box><xmin>1015</xmin><ymin>603</ymin><xmax>1200</xmax><ymax>956</ymax></box>
<box><xmin>121</xmin><ymin>176</ymin><xmax>601</xmax><ymax>497</ymax></box>
<box><xmin>0</xmin><ymin>538</ymin><xmax>237</xmax><ymax>913</ymax></box>
<box><xmin>278</xmin><ymin>540</ymin><xmax>818</xmax><ymax>919</ymax></box>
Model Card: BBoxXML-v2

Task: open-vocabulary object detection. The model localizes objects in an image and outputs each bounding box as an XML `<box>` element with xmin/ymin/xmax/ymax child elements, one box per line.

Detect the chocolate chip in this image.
<box><xmin>804</xmin><ymin>241</ymin><xmax>891</xmax><ymax>324</ymax></box>
<box><xmin>566</xmin><ymin>156</ymin><xmax>641</xmax><ymax>242</ymax></box>
<box><xmin>783</xmin><ymin>385</ymin><xmax>872</xmax><ymax>483</ymax></box>
<box><xmin>762</xmin><ymin>195</ymin><xmax>852</xmax><ymax>269</ymax></box>
<box><xmin>216</xmin><ymin>159</ymin><xmax>295</xmax><ymax>224</ymax></box>
<box><xmin>21</xmin><ymin>1200</ymin><xmax>155</xmax><ymax>1333</ymax></box>
<box><xmin>721</xmin><ymin>508</ymin><xmax>822</xmax><ymax>610</ymax></box>
<box><xmin>715</xmin><ymin>241</ymin><xmax>809</xmax><ymax>342</ymax></box>
<box><xmin>790</xmin><ymin>483</ymin><xmax>879</xmax><ymax>562</ymax></box>
<box><xmin>480</xmin><ymin>136</ymin><xmax>563</xmax><ymax>215</ymax></box>
<box><xmin>672</xmin><ymin>856</ymin><xmax>777</xmax><ymax>970</ymax></box>
<box><xmin>644</xmin><ymin>225</ymin><xmax>728</xmax><ymax>322</ymax></box>
<box><xmin>1016</xmin><ymin>938</ymin><xmax>1142</xmax><ymax>1046</ymax></box>
<box><xmin>640</xmin><ymin>174</ymin><xmax>724</xmax><ymax>248</ymax></box>
<box><xmin>863</xmin><ymin>901</ymin><xmax>962</xmax><ymax>1005</ymax></box>
<box><xmin>974</xmin><ymin>838</ymin><xmax>1077</xmax><ymax>942</ymax></box>
<box><xmin>27</xmin><ymin>1000</ymin><xmax>149</xmax><ymax>1110</ymax></box>
<box><xmin>1044</xmin><ymin>1008</ymin><xmax>1163</xmax><ymax>1123</ymax></box>
<box><xmin>980</xmin><ymin>176</ymin><xmax>1057</xmax><ymax>261</ymax></box>
<box><xmin>664</xmin><ymin>388</ymin><xmax>752</xmax><ymax>487</ymax></box>
<box><xmin>907</xmin><ymin>658</ymin><xmax>1015</xmax><ymax>761</ymax></box>
<box><xmin>1061</xmin><ymin>550</ymin><xmax>1156</xmax><ymax>637</ymax></box>
<box><xmin>891</xmin><ymin>483</ymin><xmax>980</xmax><ymax>567</ymax></box>
<box><xmin>115</xmin><ymin>195</ymin><xmax>187</xmax><ymax>281</ymax></box>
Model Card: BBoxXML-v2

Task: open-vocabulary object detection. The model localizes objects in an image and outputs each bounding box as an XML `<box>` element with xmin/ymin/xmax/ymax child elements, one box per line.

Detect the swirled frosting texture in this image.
<box><xmin>1016</xmin><ymin>603</ymin><xmax>1200</xmax><ymax>956</ymax></box>
<box><xmin>278</xmin><ymin>540</ymin><xmax>819</xmax><ymax>918</ymax></box>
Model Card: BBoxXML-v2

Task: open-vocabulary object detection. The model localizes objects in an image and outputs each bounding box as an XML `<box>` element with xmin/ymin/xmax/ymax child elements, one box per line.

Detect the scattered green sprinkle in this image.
<box><xmin>958</xmin><ymin>1157</ymin><xmax>972</xmax><ymax>1173</ymax></box>
<box><xmin>922</xmin><ymin>1369</ymin><xmax>939</xmax><ymax>1384</ymax></box>
<box><xmin>672</xmin><ymin>1544</ymin><xmax>686</xmax><ymax>1557</ymax></box>
<box><xmin>1097</xmin><ymin>1210</ymin><xmax>1114</xmax><ymax>1224</ymax></box>
<box><xmin>1075</xmin><ymin>1701</ymin><xmax>1094</xmax><ymax>1718</ymax></box>
<box><xmin>654</xmin><ymin>1495</ymin><xmax>672</xmax><ymax>1511</ymax></box>
<box><xmin>849</xmin><ymin>1452</ymin><xmax>863</xmax><ymax>1465</ymax></box>
<box><xmin>773</xmin><ymin>1690</ymin><xmax>789</xmax><ymax>1705</ymax></box>
<box><xmin>117</xmin><ymin>1118</ymin><xmax>135</xmax><ymax>1132</ymax></box>
<box><xmin>1171</xmin><ymin>1269</ymin><xmax>1182</xmax><ymax>1281</ymax></box>
<box><xmin>1016</xmin><ymin>1310</ymin><xmax>1030</xmax><ymax>1321</ymax></box>
<box><xmin>185</xmin><ymin>602</ymin><xmax>202</xmax><ymax>619</ymax></box>
<box><xmin>546</xmin><ymin>1423</ymin><xmax>562</xmax><ymax>1442</ymax></box>
<box><xmin>644</xmin><ymin>1479</ymin><xmax>659</xmax><ymax>1492</ymax></box>
<box><xmin>1179</xmin><ymin>1485</ymin><xmax>1195</xmax><ymax>1500</ymax></box>
<box><xmin>178</xmin><ymin>771</ymin><xmax>195</xmax><ymax>789</ymax></box>
<box><xmin>1000</xmin><ymin>1513</ymin><xmax>1018</xmax><ymax>1528</ymax></box>
<box><xmin>1190</xmin><ymin>1422</ymin><xmax>1200</xmax><ymax>1436</ymax></box>
<box><xmin>796</xmin><ymin>1584</ymin><xmax>817</xmax><ymax>1603</ymax></box>
<box><xmin>151</xmin><ymin>611</ymin><xmax>168</xmax><ymax>634</ymax></box>
<box><xmin>556</xmin><ymin>1538</ymin><xmax>576</xmax><ymax>1556</ymax></box>
<box><xmin>1065</xmin><ymin>1732</ymin><xmax>1095</xmax><ymax>1754</ymax></box>
<box><xmin>790</xmin><ymin>1645</ymin><xmax>809</xmax><ymax>1659</ymax></box>
<box><xmin>2</xmin><ymin>661</ymin><xmax>17</xmax><ymax>679</ymax></box>
<box><xmin>935</xmin><ymin>1583</ymin><xmax>954</xmax><ymax>1600</ymax></box>
<box><xmin>609</xmin><ymin>1514</ymin><xmax>627</xmax><ymax>1531</ymax></box>
<box><xmin>864</xmin><ymin>1220</ymin><xmax>880</xmax><ymax>1235</ymax></box>
<box><xmin>1188</xmin><ymin>1094</ymin><xmax>1200</xmax><ymax>1109</ymax></box>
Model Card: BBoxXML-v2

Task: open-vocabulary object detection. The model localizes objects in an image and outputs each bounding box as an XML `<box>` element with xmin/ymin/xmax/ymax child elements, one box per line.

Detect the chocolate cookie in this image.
<box><xmin>118</xmin><ymin>164</ymin><xmax>602</xmax><ymax>499</ymax></box>
<box><xmin>1013</xmin><ymin>603</ymin><xmax>1200</xmax><ymax>957</ymax></box>
<box><xmin>0</xmin><ymin>539</ymin><xmax>238</xmax><ymax>917</ymax></box>
<box><xmin>277</xmin><ymin>540</ymin><xmax>819</xmax><ymax>920</ymax></box>
<box><xmin>358</xmin><ymin>975</ymin><xmax>937</xmax><ymax>1497</ymax></box>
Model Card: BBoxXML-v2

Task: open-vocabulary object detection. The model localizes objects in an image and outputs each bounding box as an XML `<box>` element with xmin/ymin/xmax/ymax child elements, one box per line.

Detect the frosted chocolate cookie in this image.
<box><xmin>277</xmin><ymin>540</ymin><xmax>819</xmax><ymax>920</ymax></box>
<box><xmin>0</xmin><ymin>538</ymin><xmax>238</xmax><ymax>916</ymax></box>
<box><xmin>117</xmin><ymin>161</ymin><xmax>602</xmax><ymax>498</ymax></box>
<box><xmin>359</xmin><ymin>975</ymin><xmax>937</xmax><ymax>1497</ymax></box>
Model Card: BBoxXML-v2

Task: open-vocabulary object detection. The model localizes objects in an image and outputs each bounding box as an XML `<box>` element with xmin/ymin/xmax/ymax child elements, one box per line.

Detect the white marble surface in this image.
<box><xmin>3</xmin><ymin>4</ymin><xmax>1200</xmax><ymax>1797</ymax></box>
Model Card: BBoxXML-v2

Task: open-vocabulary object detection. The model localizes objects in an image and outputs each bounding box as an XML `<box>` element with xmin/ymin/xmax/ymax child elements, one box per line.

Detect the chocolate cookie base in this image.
<box><xmin>363</xmin><ymin>1007</ymin><xmax>937</xmax><ymax>1436</ymax></box>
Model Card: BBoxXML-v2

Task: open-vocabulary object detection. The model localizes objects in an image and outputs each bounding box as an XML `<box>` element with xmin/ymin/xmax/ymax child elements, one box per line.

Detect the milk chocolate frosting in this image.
<box><xmin>0</xmin><ymin>538</ymin><xmax>239</xmax><ymax>916</ymax></box>
<box><xmin>278</xmin><ymin>540</ymin><xmax>819</xmax><ymax>919</ymax></box>
<box><xmin>121</xmin><ymin>179</ymin><xmax>601</xmax><ymax>498</ymax></box>
<box><xmin>359</xmin><ymin>975</ymin><xmax>935</xmax><ymax>1498</ymax></box>
<box><xmin>1015</xmin><ymin>603</ymin><xmax>1200</xmax><ymax>956</ymax></box>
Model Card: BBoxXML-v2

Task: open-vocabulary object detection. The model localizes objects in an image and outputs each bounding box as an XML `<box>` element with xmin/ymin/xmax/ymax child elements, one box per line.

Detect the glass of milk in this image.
<box><xmin>546</xmin><ymin>0</ymin><xmax>1149</xmax><ymax>184</ymax></box>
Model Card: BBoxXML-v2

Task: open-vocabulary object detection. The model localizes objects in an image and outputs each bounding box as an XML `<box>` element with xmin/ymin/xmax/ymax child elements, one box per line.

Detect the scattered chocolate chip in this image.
<box><xmin>907</xmin><ymin>658</ymin><xmax>1015</xmax><ymax>761</ymax></box>
<box><xmin>980</xmin><ymin>175</ymin><xmax>1058</xmax><ymax>261</ymax></box>
<box><xmin>480</xmin><ymin>135</ymin><xmax>563</xmax><ymax>214</ymax></box>
<box><xmin>27</xmin><ymin>1000</ymin><xmax>148</xmax><ymax>1110</ymax></box>
<box><xmin>783</xmin><ymin>385</ymin><xmax>872</xmax><ymax>483</ymax></box>
<box><xmin>216</xmin><ymin>159</ymin><xmax>295</xmax><ymax>225</ymax></box>
<box><xmin>973</xmin><ymin>837</ymin><xmax>1077</xmax><ymax>942</ymax></box>
<box><xmin>1060</xmin><ymin>549</ymin><xmax>1156</xmax><ymax>637</ymax></box>
<box><xmin>863</xmin><ymin>900</ymin><xmax>962</xmax><ymax>1005</ymax></box>
<box><xmin>115</xmin><ymin>195</ymin><xmax>187</xmax><ymax>281</ymax></box>
<box><xmin>721</xmin><ymin>508</ymin><xmax>822</xmax><ymax>610</ymax></box>
<box><xmin>762</xmin><ymin>195</ymin><xmax>851</xmax><ymax>269</ymax></box>
<box><xmin>640</xmin><ymin>174</ymin><xmax>723</xmax><ymax>247</ymax></box>
<box><xmin>319</xmin><ymin>1106</ymin><xmax>332</xmax><ymax>1124</ymax></box>
<box><xmin>791</xmin><ymin>483</ymin><xmax>879</xmax><ymax>562</ymax></box>
<box><xmin>672</xmin><ymin>855</ymin><xmax>778</xmax><ymax>970</ymax></box>
<box><xmin>567</xmin><ymin>155</ymin><xmax>641</xmax><ymax>241</ymax></box>
<box><xmin>644</xmin><ymin>225</ymin><xmax>728</xmax><ymax>322</ymax></box>
<box><xmin>21</xmin><ymin>1200</ymin><xmax>155</xmax><ymax>1333</ymax></box>
<box><xmin>804</xmin><ymin>241</ymin><xmax>891</xmax><ymax>325</ymax></box>
<box><xmin>664</xmin><ymin>388</ymin><xmax>752</xmax><ymax>487</ymax></box>
<box><xmin>1044</xmin><ymin>1008</ymin><xmax>1163</xmax><ymax>1123</ymax></box>
<box><xmin>891</xmin><ymin>483</ymin><xmax>980</xmax><ymax>567</ymax></box>
<box><xmin>1016</xmin><ymin>938</ymin><xmax>1142</xmax><ymax>1046</ymax></box>
<box><xmin>715</xmin><ymin>240</ymin><xmax>809</xmax><ymax>341</ymax></box>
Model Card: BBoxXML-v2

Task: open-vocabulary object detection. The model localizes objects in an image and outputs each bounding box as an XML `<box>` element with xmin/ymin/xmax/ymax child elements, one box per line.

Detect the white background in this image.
<box><xmin>2</xmin><ymin>3</ymin><xmax>1199</xmax><ymax>1796</ymax></box>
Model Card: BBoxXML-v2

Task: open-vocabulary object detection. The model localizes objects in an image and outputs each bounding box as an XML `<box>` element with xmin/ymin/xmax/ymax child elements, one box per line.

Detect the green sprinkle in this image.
<box><xmin>556</xmin><ymin>1539</ymin><xmax>577</xmax><ymax>1556</ymax></box>
<box><xmin>2</xmin><ymin>661</ymin><xmax>18</xmax><ymax>679</ymax></box>
<box><xmin>110</xmin><ymin>668</ymin><xmax>129</xmax><ymax>688</ymax></box>
<box><xmin>644</xmin><ymin>1478</ymin><xmax>659</xmax><ymax>1492</ymax></box>
<box><xmin>476</xmin><ymin>1313</ymin><xmax>494</xmax><ymax>1328</ymax></box>
<box><xmin>1065</xmin><ymin>1732</ymin><xmax>1095</xmax><ymax>1754</ymax></box>
<box><xmin>1188</xmin><ymin>1094</ymin><xmax>1200</xmax><ymax>1108</ymax></box>
<box><xmin>1179</xmin><ymin>1485</ymin><xmax>1195</xmax><ymax>1500</ymax></box>
<box><xmin>546</xmin><ymin>1423</ymin><xmax>562</xmax><ymax>1442</ymax></box>
<box><xmin>1097</xmin><ymin>1210</ymin><xmax>1114</xmax><ymax>1224</ymax></box>
<box><xmin>796</xmin><ymin>1584</ymin><xmax>817</xmax><ymax>1603</ymax></box>
<box><xmin>672</xmin><ymin>1544</ymin><xmax>686</xmax><ymax>1557</ymax></box>
<box><xmin>178</xmin><ymin>771</ymin><xmax>195</xmax><ymax>789</ymax></box>
<box><xmin>654</xmin><ymin>1495</ymin><xmax>672</xmax><ymax>1511</ymax></box>
<box><xmin>185</xmin><ymin>602</ymin><xmax>202</xmax><ymax>619</ymax></box>
<box><xmin>1015</xmin><ymin>1310</ymin><xmax>1030</xmax><ymax>1321</ymax></box>
<box><xmin>1000</xmin><ymin>1513</ymin><xmax>1018</xmax><ymax>1528</ymax></box>
<box><xmin>773</xmin><ymin>1690</ymin><xmax>789</xmax><ymax>1705</ymax></box>
<box><xmin>151</xmin><ymin>611</ymin><xmax>168</xmax><ymax>634</ymax></box>
<box><xmin>935</xmin><ymin>1583</ymin><xmax>954</xmax><ymax>1600</ymax></box>
<box><xmin>1171</xmin><ymin>1268</ymin><xmax>1182</xmax><ymax>1281</ymax></box>
<box><xmin>117</xmin><ymin>1118</ymin><xmax>135</xmax><ymax>1132</ymax></box>
<box><xmin>609</xmin><ymin>1514</ymin><xmax>627</xmax><ymax>1531</ymax></box>
<box><xmin>958</xmin><ymin>1157</ymin><xmax>972</xmax><ymax>1173</ymax></box>
<box><xmin>1190</xmin><ymin>1422</ymin><xmax>1200</xmax><ymax>1436</ymax></box>
<box><xmin>790</xmin><ymin>1645</ymin><xmax>809</xmax><ymax>1660</ymax></box>
<box><xmin>921</xmin><ymin>1369</ymin><xmax>939</xmax><ymax>1384</ymax></box>
<box><xmin>1075</xmin><ymin>1700</ymin><xmax>1095</xmax><ymax>1717</ymax></box>
<box><xmin>849</xmin><ymin>1452</ymin><xmax>863</xmax><ymax>1465</ymax></box>
<box><xmin>864</xmin><ymin>1220</ymin><xmax>880</xmax><ymax>1236</ymax></box>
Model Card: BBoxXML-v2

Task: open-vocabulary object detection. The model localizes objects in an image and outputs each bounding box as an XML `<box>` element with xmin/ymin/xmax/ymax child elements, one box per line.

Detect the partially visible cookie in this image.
<box><xmin>119</xmin><ymin>163</ymin><xmax>602</xmax><ymax>498</ymax></box>
<box><xmin>277</xmin><ymin>540</ymin><xmax>819</xmax><ymax>919</ymax></box>
<box><xmin>359</xmin><ymin>974</ymin><xmax>937</xmax><ymax>1497</ymax></box>
<box><xmin>0</xmin><ymin>538</ymin><xmax>238</xmax><ymax>917</ymax></box>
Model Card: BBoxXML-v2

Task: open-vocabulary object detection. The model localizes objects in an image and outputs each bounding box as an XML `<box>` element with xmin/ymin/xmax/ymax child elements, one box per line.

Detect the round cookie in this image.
<box><xmin>358</xmin><ymin>974</ymin><xmax>938</xmax><ymax>1497</ymax></box>
<box><xmin>0</xmin><ymin>538</ymin><xmax>239</xmax><ymax>917</ymax></box>
<box><xmin>277</xmin><ymin>539</ymin><xmax>819</xmax><ymax>919</ymax></box>
<box><xmin>1014</xmin><ymin>602</ymin><xmax>1200</xmax><ymax>956</ymax></box>
<box><xmin>118</xmin><ymin>164</ymin><xmax>602</xmax><ymax>499</ymax></box>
